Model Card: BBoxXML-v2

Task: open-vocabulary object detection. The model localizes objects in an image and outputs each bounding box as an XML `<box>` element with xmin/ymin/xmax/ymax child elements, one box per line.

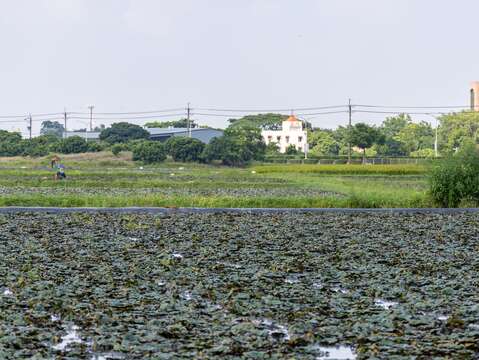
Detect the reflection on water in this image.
<box><xmin>315</xmin><ymin>345</ymin><xmax>356</xmax><ymax>359</ymax></box>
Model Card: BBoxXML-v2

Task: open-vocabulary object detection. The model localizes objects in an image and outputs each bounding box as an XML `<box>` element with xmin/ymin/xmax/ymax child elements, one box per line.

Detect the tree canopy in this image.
<box><xmin>41</xmin><ymin>121</ymin><xmax>65</xmax><ymax>138</ymax></box>
<box><xmin>165</xmin><ymin>136</ymin><xmax>205</xmax><ymax>162</ymax></box>
<box><xmin>349</xmin><ymin>123</ymin><xmax>385</xmax><ymax>162</ymax></box>
<box><xmin>437</xmin><ymin>111</ymin><xmax>479</xmax><ymax>153</ymax></box>
<box><xmin>144</xmin><ymin>119</ymin><xmax>195</xmax><ymax>129</ymax></box>
<box><xmin>99</xmin><ymin>122</ymin><xmax>150</xmax><ymax>144</ymax></box>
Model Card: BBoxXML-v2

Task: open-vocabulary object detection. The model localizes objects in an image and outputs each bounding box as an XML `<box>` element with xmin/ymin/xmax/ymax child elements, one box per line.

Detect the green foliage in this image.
<box><xmin>201</xmin><ymin>136</ymin><xmax>243</xmax><ymax>166</ymax></box>
<box><xmin>0</xmin><ymin>131</ymin><xmax>24</xmax><ymax>156</ymax></box>
<box><xmin>430</xmin><ymin>142</ymin><xmax>479</xmax><ymax>207</ymax></box>
<box><xmin>164</xmin><ymin>136</ymin><xmax>205</xmax><ymax>162</ymax></box>
<box><xmin>201</xmin><ymin>124</ymin><xmax>266</xmax><ymax>166</ymax></box>
<box><xmin>56</xmin><ymin>136</ymin><xmax>89</xmax><ymax>154</ymax></box>
<box><xmin>100</xmin><ymin>122</ymin><xmax>150</xmax><ymax>144</ymax></box>
<box><xmin>111</xmin><ymin>143</ymin><xmax>124</xmax><ymax>156</ymax></box>
<box><xmin>394</xmin><ymin>121</ymin><xmax>434</xmax><ymax>154</ymax></box>
<box><xmin>228</xmin><ymin>113</ymin><xmax>287</xmax><ymax>130</ymax></box>
<box><xmin>379</xmin><ymin>114</ymin><xmax>411</xmax><ymax>156</ymax></box>
<box><xmin>144</xmin><ymin>119</ymin><xmax>194</xmax><ymax>128</ymax></box>
<box><xmin>437</xmin><ymin>111</ymin><xmax>479</xmax><ymax>153</ymax></box>
<box><xmin>253</xmin><ymin>164</ymin><xmax>426</xmax><ymax>175</ymax></box>
<box><xmin>348</xmin><ymin>123</ymin><xmax>385</xmax><ymax>161</ymax></box>
<box><xmin>201</xmin><ymin>127</ymin><xmax>266</xmax><ymax>166</ymax></box>
<box><xmin>410</xmin><ymin>148</ymin><xmax>435</xmax><ymax>158</ymax></box>
<box><xmin>285</xmin><ymin>144</ymin><xmax>301</xmax><ymax>155</ymax></box>
<box><xmin>132</xmin><ymin>141</ymin><xmax>166</xmax><ymax>163</ymax></box>
<box><xmin>265</xmin><ymin>142</ymin><xmax>280</xmax><ymax>155</ymax></box>
<box><xmin>202</xmin><ymin>125</ymin><xmax>266</xmax><ymax>165</ymax></box>
<box><xmin>40</xmin><ymin>121</ymin><xmax>65</xmax><ymax>138</ymax></box>
<box><xmin>308</xmin><ymin>129</ymin><xmax>339</xmax><ymax>156</ymax></box>
<box><xmin>224</xmin><ymin>125</ymin><xmax>266</xmax><ymax>161</ymax></box>
<box><xmin>87</xmin><ymin>142</ymin><xmax>104</xmax><ymax>153</ymax></box>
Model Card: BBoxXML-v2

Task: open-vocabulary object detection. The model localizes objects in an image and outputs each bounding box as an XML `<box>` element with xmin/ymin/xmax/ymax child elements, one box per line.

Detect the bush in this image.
<box><xmin>132</xmin><ymin>141</ymin><xmax>166</xmax><ymax>163</ymax></box>
<box><xmin>430</xmin><ymin>142</ymin><xmax>479</xmax><ymax>207</ymax></box>
<box><xmin>56</xmin><ymin>136</ymin><xmax>89</xmax><ymax>154</ymax></box>
<box><xmin>165</xmin><ymin>137</ymin><xmax>205</xmax><ymax>162</ymax></box>
<box><xmin>201</xmin><ymin>136</ymin><xmax>244</xmax><ymax>166</ymax></box>
<box><xmin>100</xmin><ymin>122</ymin><xmax>150</xmax><ymax>144</ymax></box>
<box><xmin>87</xmin><ymin>142</ymin><xmax>104</xmax><ymax>152</ymax></box>
<box><xmin>410</xmin><ymin>148</ymin><xmax>435</xmax><ymax>158</ymax></box>
<box><xmin>111</xmin><ymin>143</ymin><xmax>124</xmax><ymax>156</ymax></box>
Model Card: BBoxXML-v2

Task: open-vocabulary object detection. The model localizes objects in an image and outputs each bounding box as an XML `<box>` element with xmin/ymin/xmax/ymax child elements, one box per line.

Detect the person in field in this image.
<box><xmin>51</xmin><ymin>156</ymin><xmax>66</xmax><ymax>180</ymax></box>
<box><xmin>56</xmin><ymin>163</ymin><xmax>66</xmax><ymax>180</ymax></box>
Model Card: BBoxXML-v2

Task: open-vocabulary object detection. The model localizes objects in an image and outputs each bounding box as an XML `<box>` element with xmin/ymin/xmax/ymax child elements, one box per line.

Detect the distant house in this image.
<box><xmin>147</xmin><ymin>128</ymin><xmax>223</xmax><ymax>143</ymax></box>
<box><xmin>63</xmin><ymin>128</ymin><xmax>223</xmax><ymax>144</ymax></box>
<box><xmin>261</xmin><ymin>115</ymin><xmax>308</xmax><ymax>153</ymax></box>
<box><xmin>64</xmin><ymin>131</ymin><xmax>101</xmax><ymax>141</ymax></box>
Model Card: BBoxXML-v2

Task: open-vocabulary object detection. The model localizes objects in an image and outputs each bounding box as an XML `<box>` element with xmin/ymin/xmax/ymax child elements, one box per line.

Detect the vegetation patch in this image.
<box><xmin>0</xmin><ymin>211</ymin><xmax>478</xmax><ymax>358</ymax></box>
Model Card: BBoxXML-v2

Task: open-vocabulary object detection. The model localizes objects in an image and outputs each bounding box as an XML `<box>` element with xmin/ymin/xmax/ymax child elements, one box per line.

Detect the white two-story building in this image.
<box><xmin>261</xmin><ymin>115</ymin><xmax>307</xmax><ymax>153</ymax></box>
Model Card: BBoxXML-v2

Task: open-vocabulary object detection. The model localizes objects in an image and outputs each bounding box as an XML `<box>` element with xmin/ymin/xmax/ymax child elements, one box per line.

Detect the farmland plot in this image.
<box><xmin>0</xmin><ymin>211</ymin><xmax>478</xmax><ymax>358</ymax></box>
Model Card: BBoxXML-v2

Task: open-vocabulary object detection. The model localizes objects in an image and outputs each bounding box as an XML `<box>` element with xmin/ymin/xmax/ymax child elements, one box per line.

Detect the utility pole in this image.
<box><xmin>187</xmin><ymin>102</ymin><xmax>191</xmax><ymax>138</ymax></box>
<box><xmin>434</xmin><ymin>118</ymin><xmax>439</xmax><ymax>157</ymax></box>
<box><xmin>28</xmin><ymin>114</ymin><xmax>32</xmax><ymax>140</ymax></box>
<box><xmin>88</xmin><ymin>105</ymin><xmax>94</xmax><ymax>132</ymax></box>
<box><xmin>63</xmin><ymin>108</ymin><xmax>67</xmax><ymax>139</ymax></box>
<box><xmin>348</xmin><ymin>99</ymin><xmax>352</xmax><ymax>164</ymax></box>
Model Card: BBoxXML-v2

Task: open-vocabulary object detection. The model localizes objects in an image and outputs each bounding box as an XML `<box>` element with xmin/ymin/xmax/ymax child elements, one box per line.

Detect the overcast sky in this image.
<box><xmin>1</xmin><ymin>0</ymin><xmax>478</xmax><ymax>135</ymax></box>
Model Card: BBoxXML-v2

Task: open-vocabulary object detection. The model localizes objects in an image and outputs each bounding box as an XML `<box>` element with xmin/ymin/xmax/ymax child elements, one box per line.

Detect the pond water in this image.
<box><xmin>374</xmin><ymin>299</ymin><xmax>398</xmax><ymax>310</ymax></box>
<box><xmin>315</xmin><ymin>345</ymin><xmax>356</xmax><ymax>359</ymax></box>
<box><xmin>2</xmin><ymin>288</ymin><xmax>12</xmax><ymax>296</ymax></box>
<box><xmin>52</xmin><ymin>324</ymin><xmax>83</xmax><ymax>351</ymax></box>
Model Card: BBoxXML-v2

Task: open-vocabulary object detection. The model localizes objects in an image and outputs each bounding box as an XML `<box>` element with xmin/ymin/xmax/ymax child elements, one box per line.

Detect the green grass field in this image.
<box><xmin>0</xmin><ymin>152</ymin><xmax>433</xmax><ymax>208</ymax></box>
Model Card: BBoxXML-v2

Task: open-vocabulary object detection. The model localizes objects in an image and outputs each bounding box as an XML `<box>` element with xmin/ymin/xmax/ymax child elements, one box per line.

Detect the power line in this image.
<box><xmin>354</xmin><ymin>104</ymin><xmax>470</xmax><ymax>109</ymax></box>
<box><xmin>353</xmin><ymin>110</ymin><xmax>448</xmax><ymax>115</ymax></box>
<box><xmin>87</xmin><ymin>108</ymin><xmax>186</xmax><ymax>115</ymax></box>
<box><xmin>69</xmin><ymin>113</ymin><xmax>186</xmax><ymax>120</ymax></box>
<box><xmin>195</xmin><ymin>105</ymin><xmax>348</xmax><ymax>112</ymax></box>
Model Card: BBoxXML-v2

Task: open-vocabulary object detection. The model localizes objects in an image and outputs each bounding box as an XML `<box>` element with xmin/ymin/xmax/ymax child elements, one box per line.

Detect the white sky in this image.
<box><xmin>1</xmin><ymin>0</ymin><xmax>477</xmax><ymax>136</ymax></box>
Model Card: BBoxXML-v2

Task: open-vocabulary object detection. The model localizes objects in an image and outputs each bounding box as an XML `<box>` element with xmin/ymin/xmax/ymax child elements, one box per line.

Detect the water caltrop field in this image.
<box><xmin>1</xmin><ymin>210</ymin><xmax>478</xmax><ymax>359</ymax></box>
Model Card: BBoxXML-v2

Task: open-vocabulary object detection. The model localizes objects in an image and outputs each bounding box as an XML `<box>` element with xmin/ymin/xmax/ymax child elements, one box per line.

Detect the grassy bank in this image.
<box><xmin>0</xmin><ymin>152</ymin><xmax>433</xmax><ymax>208</ymax></box>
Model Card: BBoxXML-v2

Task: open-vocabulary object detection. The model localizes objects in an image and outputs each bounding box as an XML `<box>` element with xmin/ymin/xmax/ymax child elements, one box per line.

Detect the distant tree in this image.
<box><xmin>132</xmin><ymin>141</ymin><xmax>166</xmax><ymax>163</ymax></box>
<box><xmin>285</xmin><ymin>144</ymin><xmax>300</xmax><ymax>155</ymax></box>
<box><xmin>394</xmin><ymin>121</ymin><xmax>434</xmax><ymax>155</ymax></box>
<box><xmin>57</xmin><ymin>136</ymin><xmax>89</xmax><ymax>154</ymax></box>
<box><xmin>111</xmin><ymin>143</ymin><xmax>124</xmax><ymax>156</ymax></box>
<box><xmin>41</xmin><ymin>121</ymin><xmax>65</xmax><ymax>138</ymax></box>
<box><xmin>437</xmin><ymin>111</ymin><xmax>479</xmax><ymax>154</ymax></box>
<box><xmin>265</xmin><ymin>142</ymin><xmax>280</xmax><ymax>155</ymax></box>
<box><xmin>228</xmin><ymin>113</ymin><xmax>312</xmax><ymax>131</ymax></box>
<box><xmin>22</xmin><ymin>134</ymin><xmax>60</xmax><ymax>157</ymax></box>
<box><xmin>349</xmin><ymin>123</ymin><xmax>385</xmax><ymax>163</ymax></box>
<box><xmin>379</xmin><ymin>114</ymin><xmax>411</xmax><ymax>156</ymax></box>
<box><xmin>224</xmin><ymin>125</ymin><xmax>266</xmax><ymax>161</ymax></box>
<box><xmin>201</xmin><ymin>126</ymin><xmax>266</xmax><ymax>166</ymax></box>
<box><xmin>0</xmin><ymin>131</ymin><xmax>23</xmax><ymax>156</ymax></box>
<box><xmin>164</xmin><ymin>137</ymin><xmax>205</xmax><ymax>162</ymax></box>
<box><xmin>228</xmin><ymin>113</ymin><xmax>287</xmax><ymax>130</ymax></box>
<box><xmin>86</xmin><ymin>142</ymin><xmax>104</xmax><ymax>152</ymax></box>
<box><xmin>144</xmin><ymin>119</ymin><xmax>195</xmax><ymax>128</ymax></box>
<box><xmin>201</xmin><ymin>136</ymin><xmax>244</xmax><ymax>166</ymax></box>
<box><xmin>99</xmin><ymin>122</ymin><xmax>150</xmax><ymax>144</ymax></box>
<box><xmin>308</xmin><ymin>129</ymin><xmax>339</xmax><ymax>156</ymax></box>
<box><xmin>410</xmin><ymin>148</ymin><xmax>435</xmax><ymax>158</ymax></box>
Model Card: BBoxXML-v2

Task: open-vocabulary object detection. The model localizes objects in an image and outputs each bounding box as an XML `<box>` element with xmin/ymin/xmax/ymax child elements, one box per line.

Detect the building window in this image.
<box><xmin>298</xmin><ymin>136</ymin><xmax>303</xmax><ymax>143</ymax></box>
<box><xmin>276</xmin><ymin>136</ymin><xmax>281</xmax><ymax>142</ymax></box>
<box><xmin>286</xmin><ymin>136</ymin><xmax>290</xmax><ymax>143</ymax></box>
